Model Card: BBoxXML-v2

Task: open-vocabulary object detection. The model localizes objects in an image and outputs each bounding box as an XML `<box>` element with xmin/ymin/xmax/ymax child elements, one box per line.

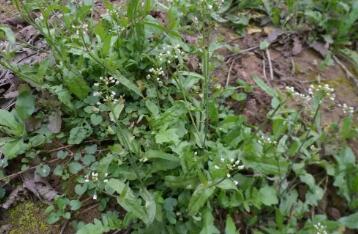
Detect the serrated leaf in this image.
<box><xmin>107</xmin><ymin>179</ymin><xmax>151</xmax><ymax>224</ymax></box>
<box><xmin>63</xmin><ymin>70</ymin><xmax>90</xmax><ymax>100</ymax></box>
<box><xmin>0</xmin><ymin>110</ymin><xmax>25</xmax><ymax>137</ymax></box>
<box><xmin>68</xmin><ymin>125</ymin><xmax>92</xmax><ymax>145</ymax></box>
<box><xmin>2</xmin><ymin>139</ymin><xmax>28</xmax><ymax>159</ymax></box>
<box><xmin>90</xmin><ymin>114</ymin><xmax>103</xmax><ymax>126</ymax></box>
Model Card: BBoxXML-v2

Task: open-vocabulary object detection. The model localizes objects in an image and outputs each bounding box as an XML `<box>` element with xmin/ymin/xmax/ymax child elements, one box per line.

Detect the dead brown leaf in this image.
<box><xmin>1</xmin><ymin>186</ymin><xmax>26</xmax><ymax>210</ymax></box>
<box><xmin>292</xmin><ymin>37</ymin><xmax>303</xmax><ymax>56</ymax></box>
<box><xmin>23</xmin><ymin>173</ymin><xmax>58</xmax><ymax>202</ymax></box>
<box><xmin>310</xmin><ymin>41</ymin><xmax>329</xmax><ymax>57</ymax></box>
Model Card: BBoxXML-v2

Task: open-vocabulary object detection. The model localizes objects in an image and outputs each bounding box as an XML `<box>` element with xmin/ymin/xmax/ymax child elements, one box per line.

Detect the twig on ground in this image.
<box><xmin>266</xmin><ymin>48</ymin><xmax>274</xmax><ymax>80</ymax></box>
<box><xmin>225</xmin><ymin>57</ymin><xmax>236</xmax><ymax>87</ymax></box>
<box><xmin>333</xmin><ymin>55</ymin><xmax>358</xmax><ymax>88</ymax></box>
<box><xmin>60</xmin><ymin>220</ymin><xmax>69</xmax><ymax>234</ymax></box>
<box><xmin>0</xmin><ymin>158</ymin><xmax>61</xmax><ymax>182</ymax></box>
<box><xmin>226</xmin><ymin>46</ymin><xmax>259</xmax><ymax>60</ymax></box>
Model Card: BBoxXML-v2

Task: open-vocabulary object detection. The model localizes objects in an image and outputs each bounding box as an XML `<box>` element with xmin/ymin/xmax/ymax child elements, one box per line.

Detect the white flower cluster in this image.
<box><xmin>308</xmin><ymin>84</ymin><xmax>336</xmax><ymax>101</ymax></box>
<box><xmin>258</xmin><ymin>134</ymin><xmax>277</xmax><ymax>145</ymax></box>
<box><xmin>147</xmin><ymin>67</ymin><xmax>165</xmax><ymax>84</ymax></box>
<box><xmin>285</xmin><ymin>86</ymin><xmax>311</xmax><ymax>102</ymax></box>
<box><xmin>72</xmin><ymin>23</ymin><xmax>89</xmax><ymax>34</ymax></box>
<box><xmin>98</xmin><ymin>76</ymin><xmax>120</xmax><ymax>86</ymax></box>
<box><xmin>338</xmin><ymin>103</ymin><xmax>355</xmax><ymax>115</ymax></box>
<box><xmin>139</xmin><ymin>157</ymin><xmax>149</xmax><ymax>163</ymax></box>
<box><xmin>287</xmin><ymin>83</ymin><xmax>355</xmax><ymax>115</ymax></box>
<box><xmin>93</xmin><ymin>90</ymin><xmax>118</xmax><ymax>103</ymax></box>
<box><xmin>92</xmin><ymin>76</ymin><xmax>122</xmax><ymax>104</ymax></box>
<box><xmin>215</xmin><ymin>157</ymin><xmax>244</xmax><ymax>184</ymax></box>
<box><xmin>158</xmin><ymin>44</ymin><xmax>185</xmax><ymax>64</ymax></box>
<box><xmin>84</xmin><ymin>172</ymin><xmax>109</xmax><ymax>183</ymax></box>
<box><xmin>313</xmin><ymin>222</ymin><xmax>328</xmax><ymax>234</ymax></box>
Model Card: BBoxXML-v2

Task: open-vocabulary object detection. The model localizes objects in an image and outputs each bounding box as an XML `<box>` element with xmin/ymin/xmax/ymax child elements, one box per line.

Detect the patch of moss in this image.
<box><xmin>7</xmin><ymin>201</ymin><xmax>54</xmax><ymax>234</ymax></box>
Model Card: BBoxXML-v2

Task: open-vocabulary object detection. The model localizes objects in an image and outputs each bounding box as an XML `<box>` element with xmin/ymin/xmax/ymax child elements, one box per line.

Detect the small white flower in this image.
<box><xmin>226</xmin><ymin>173</ymin><xmax>231</xmax><ymax>178</ymax></box>
<box><xmin>237</xmin><ymin>165</ymin><xmax>245</xmax><ymax>170</ymax></box>
<box><xmin>93</xmin><ymin>193</ymin><xmax>97</xmax><ymax>200</ymax></box>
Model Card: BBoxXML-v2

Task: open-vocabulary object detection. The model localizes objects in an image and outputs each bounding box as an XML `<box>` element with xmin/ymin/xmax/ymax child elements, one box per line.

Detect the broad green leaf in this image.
<box><xmin>68</xmin><ymin>125</ymin><xmax>92</xmax><ymax>145</ymax></box>
<box><xmin>110</xmin><ymin>102</ymin><xmax>124</xmax><ymax>121</ymax></box>
<box><xmin>2</xmin><ymin>139</ymin><xmax>28</xmax><ymax>159</ymax></box>
<box><xmin>107</xmin><ymin>179</ymin><xmax>150</xmax><ymax>224</ymax></box>
<box><xmin>208</xmin><ymin>100</ymin><xmax>219</xmax><ymax>124</ymax></box>
<box><xmin>75</xmin><ymin>184</ymin><xmax>88</xmax><ymax>196</ymax></box>
<box><xmin>36</xmin><ymin>164</ymin><xmax>51</xmax><ymax>177</ymax></box>
<box><xmin>225</xmin><ymin>215</ymin><xmax>238</xmax><ymax>234</ymax></box>
<box><xmin>51</xmin><ymin>85</ymin><xmax>74</xmax><ymax>109</ymax></box>
<box><xmin>145</xmin><ymin>100</ymin><xmax>159</xmax><ymax>117</ymax></box>
<box><xmin>68</xmin><ymin>162</ymin><xmax>83</xmax><ymax>174</ymax></box>
<box><xmin>200</xmin><ymin>209</ymin><xmax>220</xmax><ymax>234</ymax></box>
<box><xmin>139</xmin><ymin>188</ymin><xmax>156</xmax><ymax>224</ymax></box>
<box><xmin>0</xmin><ymin>110</ymin><xmax>25</xmax><ymax>137</ymax></box>
<box><xmin>253</xmin><ymin>76</ymin><xmax>276</xmax><ymax>97</ymax></box>
<box><xmin>113</xmin><ymin>73</ymin><xmax>142</xmax><ymax>97</ymax></box>
<box><xmin>188</xmin><ymin>184</ymin><xmax>215</xmax><ymax>215</ymax></box>
<box><xmin>339</xmin><ymin>212</ymin><xmax>358</xmax><ymax>229</ymax></box>
<box><xmin>69</xmin><ymin>200</ymin><xmax>82</xmax><ymax>211</ymax></box>
<box><xmin>155</xmin><ymin>128</ymin><xmax>180</xmax><ymax>145</ymax></box>
<box><xmin>259</xmin><ymin>185</ymin><xmax>278</xmax><ymax>206</ymax></box>
<box><xmin>15</xmin><ymin>85</ymin><xmax>35</xmax><ymax>121</ymax></box>
<box><xmin>90</xmin><ymin>114</ymin><xmax>103</xmax><ymax>126</ymax></box>
<box><xmin>145</xmin><ymin>150</ymin><xmax>179</xmax><ymax>162</ymax></box>
<box><xmin>0</xmin><ymin>26</ymin><xmax>15</xmax><ymax>44</ymax></box>
<box><xmin>63</xmin><ymin>70</ymin><xmax>90</xmax><ymax>100</ymax></box>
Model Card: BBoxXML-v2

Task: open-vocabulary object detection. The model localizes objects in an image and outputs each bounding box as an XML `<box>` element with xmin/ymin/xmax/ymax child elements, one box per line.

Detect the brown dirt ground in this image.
<box><xmin>215</xmin><ymin>26</ymin><xmax>358</xmax><ymax>154</ymax></box>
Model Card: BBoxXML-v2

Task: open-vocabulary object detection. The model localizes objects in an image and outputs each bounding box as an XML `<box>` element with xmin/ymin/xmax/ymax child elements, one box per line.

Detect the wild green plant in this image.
<box><xmin>0</xmin><ymin>0</ymin><xmax>357</xmax><ymax>233</ymax></box>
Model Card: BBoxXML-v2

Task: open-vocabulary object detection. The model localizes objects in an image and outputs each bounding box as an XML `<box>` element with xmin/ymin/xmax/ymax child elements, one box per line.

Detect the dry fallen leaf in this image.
<box><xmin>1</xmin><ymin>186</ymin><xmax>26</xmax><ymax>210</ymax></box>
<box><xmin>310</xmin><ymin>41</ymin><xmax>329</xmax><ymax>57</ymax></box>
<box><xmin>23</xmin><ymin>173</ymin><xmax>58</xmax><ymax>202</ymax></box>
<box><xmin>247</xmin><ymin>26</ymin><xmax>262</xmax><ymax>34</ymax></box>
<box><xmin>292</xmin><ymin>37</ymin><xmax>303</xmax><ymax>56</ymax></box>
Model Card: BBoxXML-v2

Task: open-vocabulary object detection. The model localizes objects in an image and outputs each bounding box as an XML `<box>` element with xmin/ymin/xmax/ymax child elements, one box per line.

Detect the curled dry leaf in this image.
<box><xmin>1</xmin><ymin>185</ymin><xmax>26</xmax><ymax>210</ymax></box>
<box><xmin>292</xmin><ymin>37</ymin><xmax>303</xmax><ymax>56</ymax></box>
<box><xmin>23</xmin><ymin>172</ymin><xmax>58</xmax><ymax>202</ymax></box>
<box><xmin>184</xmin><ymin>34</ymin><xmax>198</xmax><ymax>44</ymax></box>
<box><xmin>264</xmin><ymin>27</ymin><xmax>284</xmax><ymax>43</ymax></box>
<box><xmin>186</xmin><ymin>56</ymin><xmax>200</xmax><ymax>72</ymax></box>
<box><xmin>310</xmin><ymin>41</ymin><xmax>329</xmax><ymax>57</ymax></box>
